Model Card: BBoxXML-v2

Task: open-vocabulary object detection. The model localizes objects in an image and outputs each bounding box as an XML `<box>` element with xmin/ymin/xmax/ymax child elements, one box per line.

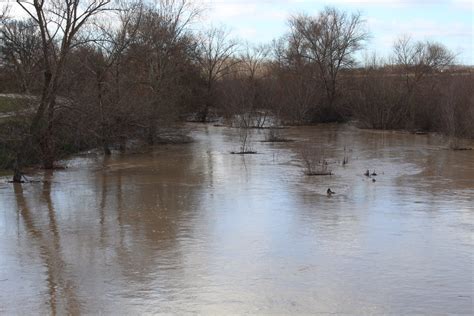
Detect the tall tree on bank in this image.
<box><xmin>393</xmin><ymin>35</ymin><xmax>455</xmax><ymax>127</ymax></box>
<box><xmin>16</xmin><ymin>0</ymin><xmax>111</xmax><ymax>171</ymax></box>
<box><xmin>290</xmin><ymin>7</ymin><xmax>368</xmax><ymax>121</ymax></box>
<box><xmin>83</xmin><ymin>1</ymin><xmax>143</xmax><ymax>155</ymax></box>
<box><xmin>196</xmin><ymin>26</ymin><xmax>239</xmax><ymax>122</ymax></box>
<box><xmin>131</xmin><ymin>0</ymin><xmax>201</xmax><ymax>143</ymax></box>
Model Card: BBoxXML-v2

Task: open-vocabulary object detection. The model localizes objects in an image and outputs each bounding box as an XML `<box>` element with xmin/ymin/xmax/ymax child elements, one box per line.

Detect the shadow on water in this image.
<box><xmin>13</xmin><ymin>172</ymin><xmax>81</xmax><ymax>315</ymax></box>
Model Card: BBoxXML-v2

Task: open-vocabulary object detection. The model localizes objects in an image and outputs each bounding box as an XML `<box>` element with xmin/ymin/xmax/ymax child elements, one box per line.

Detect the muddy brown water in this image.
<box><xmin>0</xmin><ymin>124</ymin><xmax>473</xmax><ymax>315</ymax></box>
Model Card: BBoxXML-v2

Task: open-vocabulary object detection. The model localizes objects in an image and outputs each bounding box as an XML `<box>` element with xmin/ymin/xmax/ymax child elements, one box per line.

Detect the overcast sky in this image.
<box><xmin>198</xmin><ymin>0</ymin><xmax>473</xmax><ymax>65</ymax></box>
<box><xmin>3</xmin><ymin>0</ymin><xmax>472</xmax><ymax>64</ymax></box>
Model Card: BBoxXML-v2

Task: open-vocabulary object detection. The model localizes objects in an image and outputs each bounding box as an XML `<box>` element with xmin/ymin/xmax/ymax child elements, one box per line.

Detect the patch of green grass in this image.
<box><xmin>0</xmin><ymin>169</ymin><xmax>11</xmax><ymax>177</ymax></box>
<box><xmin>0</xmin><ymin>96</ymin><xmax>30</xmax><ymax>113</ymax></box>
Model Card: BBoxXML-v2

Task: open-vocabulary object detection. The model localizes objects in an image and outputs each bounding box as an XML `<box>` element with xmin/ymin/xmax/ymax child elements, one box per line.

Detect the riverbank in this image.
<box><xmin>1</xmin><ymin>121</ymin><xmax>473</xmax><ymax>181</ymax></box>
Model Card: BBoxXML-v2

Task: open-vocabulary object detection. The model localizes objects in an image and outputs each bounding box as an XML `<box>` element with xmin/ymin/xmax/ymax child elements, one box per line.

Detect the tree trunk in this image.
<box><xmin>147</xmin><ymin>120</ymin><xmax>156</xmax><ymax>145</ymax></box>
<box><xmin>42</xmin><ymin>136</ymin><xmax>55</xmax><ymax>169</ymax></box>
<box><xmin>42</xmin><ymin>98</ymin><xmax>56</xmax><ymax>169</ymax></box>
<box><xmin>30</xmin><ymin>71</ymin><xmax>52</xmax><ymax>134</ymax></box>
<box><xmin>199</xmin><ymin>85</ymin><xmax>212</xmax><ymax>123</ymax></box>
<box><xmin>12</xmin><ymin>156</ymin><xmax>23</xmax><ymax>183</ymax></box>
<box><xmin>199</xmin><ymin>104</ymin><xmax>209</xmax><ymax>123</ymax></box>
<box><xmin>98</xmin><ymin>76</ymin><xmax>110</xmax><ymax>155</ymax></box>
<box><xmin>103</xmin><ymin>141</ymin><xmax>111</xmax><ymax>156</ymax></box>
<box><xmin>119</xmin><ymin>137</ymin><xmax>126</xmax><ymax>153</ymax></box>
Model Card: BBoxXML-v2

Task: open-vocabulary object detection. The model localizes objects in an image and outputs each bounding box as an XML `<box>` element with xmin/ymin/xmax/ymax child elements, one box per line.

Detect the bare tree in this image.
<box><xmin>352</xmin><ymin>64</ymin><xmax>407</xmax><ymax>130</ymax></box>
<box><xmin>0</xmin><ymin>18</ymin><xmax>42</xmax><ymax>93</ymax></box>
<box><xmin>82</xmin><ymin>1</ymin><xmax>143</xmax><ymax>154</ymax></box>
<box><xmin>131</xmin><ymin>0</ymin><xmax>200</xmax><ymax>143</ymax></box>
<box><xmin>16</xmin><ymin>0</ymin><xmax>111</xmax><ymax>171</ymax></box>
<box><xmin>240</xmin><ymin>43</ymin><xmax>269</xmax><ymax>81</ymax></box>
<box><xmin>196</xmin><ymin>26</ymin><xmax>239</xmax><ymax>122</ymax></box>
<box><xmin>270</xmin><ymin>36</ymin><xmax>320</xmax><ymax>124</ymax></box>
<box><xmin>239</xmin><ymin>43</ymin><xmax>271</xmax><ymax>128</ymax></box>
<box><xmin>394</xmin><ymin>35</ymin><xmax>455</xmax><ymax>86</ymax></box>
<box><xmin>439</xmin><ymin>74</ymin><xmax>474</xmax><ymax>147</ymax></box>
<box><xmin>393</xmin><ymin>35</ymin><xmax>455</xmax><ymax>127</ymax></box>
<box><xmin>290</xmin><ymin>7</ymin><xmax>368</xmax><ymax>117</ymax></box>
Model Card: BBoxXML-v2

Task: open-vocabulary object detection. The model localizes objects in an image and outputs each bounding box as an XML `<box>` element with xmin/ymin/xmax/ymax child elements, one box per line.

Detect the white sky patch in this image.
<box><xmin>235</xmin><ymin>27</ymin><xmax>258</xmax><ymax>39</ymax></box>
<box><xmin>289</xmin><ymin>0</ymin><xmax>405</xmax><ymax>6</ymax></box>
<box><xmin>368</xmin><ymin>16</ymin><xmax>472</xmax><ymax>37</ymax></box>
<box><xmin>327</xmin><ymin>0</ymin><xmax>403</xmax><ymax>5</ymax></box>
<box><xmin>452</xmin><ymin>0</ymin><xmax>473</xmax><ymax>10</ymax></box>
<box><xmin>210</xmin><ymin>2</ymin><xmax>258</xmax><ymax>19</ymax></box>
<box><xmin>264</xmin><ymin>8</ymin><xmax>288</xmax><ymax>20</ymax></box>
<box><xmin>0</xmin><ymin>2</ymin><xmax>28</xmax><ymax>19</ymax></box>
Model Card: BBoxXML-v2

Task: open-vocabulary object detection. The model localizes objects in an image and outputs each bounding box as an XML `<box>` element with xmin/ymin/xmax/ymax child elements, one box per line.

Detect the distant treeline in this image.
<box><xmin>0</xmin><ymin>1</ymin><xmax>472</xmax><ymax>181</ymax></box>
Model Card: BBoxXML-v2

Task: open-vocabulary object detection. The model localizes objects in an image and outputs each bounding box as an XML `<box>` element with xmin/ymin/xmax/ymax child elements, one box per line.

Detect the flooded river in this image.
<box><xmin>1</xmin><ymin>124</ymin><xmax>473</xmax><ymax>314</ymax></box>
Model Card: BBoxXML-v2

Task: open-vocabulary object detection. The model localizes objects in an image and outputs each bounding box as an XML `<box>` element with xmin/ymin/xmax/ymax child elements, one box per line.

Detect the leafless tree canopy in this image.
<box><xmin>196</xmin><ymin>26</ymin><xmax>239</xmax><ymax>122</ymax></box>
<box><xmin>0</xmin><ymin>18</ymin><xmax>42</xmax><ymax>93</ymax></box>
<box><xmin>0</xmin><ymin>3</ymin><xmax>471</xmax><ymax>182</ymax></box>
<box><xmin>394</xmin><ymin>35</ymin><xmax>455</xmax><ymax>86</ymax></box>
<box><xmin>290</xmin><ymin>7</ymin><xmax>369</xmax><ymax>111</ymax></box>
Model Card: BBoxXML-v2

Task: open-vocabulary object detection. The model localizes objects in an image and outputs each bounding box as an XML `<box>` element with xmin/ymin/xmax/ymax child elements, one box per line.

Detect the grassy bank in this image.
<box><xmin>0</xmin><ymin>96</ymin><xmax>31</xmax><ymax>113</ymax></box>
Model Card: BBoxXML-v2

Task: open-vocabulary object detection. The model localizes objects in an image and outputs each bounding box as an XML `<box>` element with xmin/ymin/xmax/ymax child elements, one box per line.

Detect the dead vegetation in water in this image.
<box><xmin>230</xmin><ymin>112</ymin><xmax>257</xmax><ymax>154</ymax></box>
<box><xmin>342</xmin><ymin>145</ymin><xmax>352</xmax><ymax>166</ymax></box>
<box><xmin>261</xmin><ymin>128</ymin><xmax>294</xmax><ymax>143</ymax></box>
<box><xmin>448</xmin><ymin>137</ymin><xmax>473</xmax><ymax>151</ymax></box>
<box><xmin>299</xmin><ymin>146</ymin><xmax>333</xmax><ymax>176</ymax></box>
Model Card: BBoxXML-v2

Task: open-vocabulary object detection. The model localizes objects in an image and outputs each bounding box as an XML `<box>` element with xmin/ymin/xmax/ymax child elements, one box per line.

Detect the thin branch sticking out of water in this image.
<box><xmin>300</xmin><ymin>147</ymin><xmax>333</xmax><ymax>176</ymax></box>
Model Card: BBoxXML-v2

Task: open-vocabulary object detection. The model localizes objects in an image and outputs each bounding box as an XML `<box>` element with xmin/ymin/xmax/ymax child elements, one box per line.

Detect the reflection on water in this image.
<box><xmin>0</xmin><ymin>124</ymin><xmax>473</xmax><ymax>314</ymax></box>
